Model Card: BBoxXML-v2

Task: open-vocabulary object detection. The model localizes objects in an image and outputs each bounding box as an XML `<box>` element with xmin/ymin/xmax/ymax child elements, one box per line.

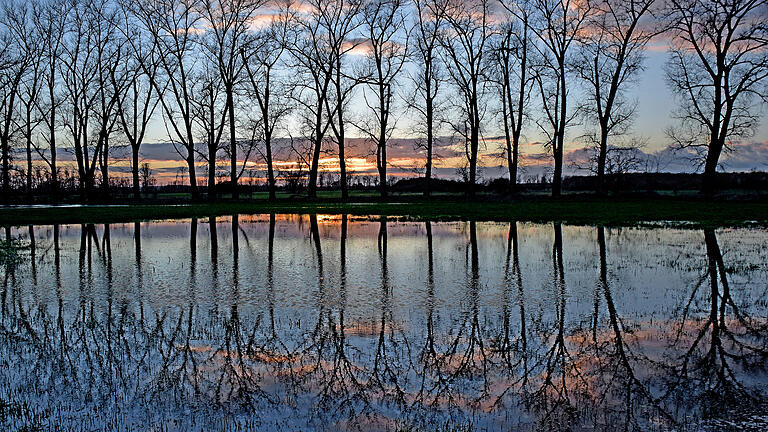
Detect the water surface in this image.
<box><xmin>1</xmin><ymin>216</ymin><xmax>767</xmax><ymax>431</ymax></box>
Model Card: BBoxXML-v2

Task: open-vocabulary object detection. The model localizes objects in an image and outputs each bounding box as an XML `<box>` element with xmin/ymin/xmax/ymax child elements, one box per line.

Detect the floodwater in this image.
<box><xmin>1</xmin><ymin>215</ymin><xmax>767</xmax><ymax>431</ymax></box>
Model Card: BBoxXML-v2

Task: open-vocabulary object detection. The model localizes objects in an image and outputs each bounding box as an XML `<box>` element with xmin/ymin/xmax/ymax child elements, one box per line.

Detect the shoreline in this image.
<box><xmin>2</xmin><ymin>196</ymin><xmax>768</xmax><ymax>227</ymax></box>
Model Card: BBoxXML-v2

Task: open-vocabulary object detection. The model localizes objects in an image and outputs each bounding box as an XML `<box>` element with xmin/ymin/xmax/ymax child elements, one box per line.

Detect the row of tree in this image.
<box><xmin>0</xmin><ymin>0</ymin><xmax>766</xmax><ymax>201</ymax></box>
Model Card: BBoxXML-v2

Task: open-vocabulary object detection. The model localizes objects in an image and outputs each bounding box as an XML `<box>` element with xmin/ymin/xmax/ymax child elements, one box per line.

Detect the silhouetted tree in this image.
<box><xmin>409</xmin><ymin>0</ymin><xmax>447</xmax><ymax>197</ymax></box>
<box><xmin>529</xmin><ymin>0</ymin><xmax>593</xmax><ymax>196</ymax></box>
<box><xmin>576</xmin><ymin>0</ymin><xmax>657</xmax><ymax>193</ymax></box>
<box><xmin>495</xmin><ymin>0</ymin><xmax>533</xmax><ymax>192</ymax></box>
<box><xmin>358</xmin><ymin>0</ymin><xmax>408</xmax><ymax>198</ymax></box>
<box><xmin>665</xmin><ymin>0</ymin><xmax>768</xmax><ymax>193</ymax></box>
<box><xmin>439</xmin><ymin>0</ymin><xmax>494</xmax><ymax>196</ymax></box>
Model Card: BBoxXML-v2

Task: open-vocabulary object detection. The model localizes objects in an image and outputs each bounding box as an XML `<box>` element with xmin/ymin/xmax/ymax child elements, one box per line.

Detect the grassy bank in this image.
<box><xmin>2</xmin><ymin>196</ymin><xmax>768</xmax><ymax>227</ymax></box>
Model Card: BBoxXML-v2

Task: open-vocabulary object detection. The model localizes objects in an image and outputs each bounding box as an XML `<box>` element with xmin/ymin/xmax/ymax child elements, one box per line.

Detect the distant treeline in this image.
<box><xmin>0</xmin><ymin>0</ymin><xmax>766</xmax><ymax>203</ymax></box>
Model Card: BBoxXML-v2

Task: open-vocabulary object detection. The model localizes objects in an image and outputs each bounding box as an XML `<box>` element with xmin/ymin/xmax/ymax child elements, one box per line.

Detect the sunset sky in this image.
<box><xmin>43</xmin><ymin>10</ymin><xmax>768</xmax><ymax>185</ymax></box>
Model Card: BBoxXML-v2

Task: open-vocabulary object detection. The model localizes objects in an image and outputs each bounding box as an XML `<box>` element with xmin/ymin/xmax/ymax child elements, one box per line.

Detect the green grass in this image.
<box><xmin>2</xmin><ymin>196</ymin><xmax>768</xmax><ymax>227</ymax></box>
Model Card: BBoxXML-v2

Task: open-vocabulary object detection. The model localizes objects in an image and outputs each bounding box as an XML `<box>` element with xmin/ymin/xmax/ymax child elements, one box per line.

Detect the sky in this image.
<box><xmin>42</xmin><ymin>5</ymin><xmax>768</xmax><ymax>185</ymax></box>
<box><xmin>116</xmin><ymin>47</ymin><xmax>768</xmax><ymax>184</ymax></box>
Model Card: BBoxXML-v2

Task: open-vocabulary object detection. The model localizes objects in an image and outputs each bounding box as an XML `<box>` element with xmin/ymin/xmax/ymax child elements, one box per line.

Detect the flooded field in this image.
<box><xmin>1</xmin><ymin>215</ymin><xmax>767</xmax><ymax>431</ymax></box>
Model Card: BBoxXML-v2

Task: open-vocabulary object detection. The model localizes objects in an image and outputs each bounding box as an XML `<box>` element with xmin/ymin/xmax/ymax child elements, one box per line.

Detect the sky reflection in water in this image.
<box><xmin>1</xmin><ymin>216</ymin><xmax>767</xmax><ymax>431</ymax></box>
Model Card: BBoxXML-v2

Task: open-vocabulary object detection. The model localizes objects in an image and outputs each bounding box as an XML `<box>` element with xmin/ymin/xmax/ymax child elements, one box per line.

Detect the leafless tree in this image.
<box><xmin>93</xmin><ymin>0</ymin><xmax>128</xmax><ymax>198</ymax></box>
<box><xmin>357</xmin><ymin>0</ymin><xmax>408</xmax><ymax>197</ymax></box>
<box><xmin>199</xmin><ymin>0</ymin><xmax>265</xmax><ymax>199</ymax></box>
<box><xmin>191</xmin><ymin>62</ymin><xmax>228</xmax><ymax>198</ymax></box>
<box><xmin>0</xmin><ymin>2</ymin><xmax>29</xmax><ymax>200</ymax></box>
<box><xmin>665</xmin><ymin>0</ymin><xmax>768</xmax><ymax>193</ymax></box>
<box><xmin>438</xmin><ymin>0</ymin><xmax>494</xmax><ymax>196</ymax></box>
<box><xmin>32</xmin><ymin>0</ymin><xmax>67</xmax><ymax>198</ymax></box>
<box><xmin>5</xmin><ymin>2</ymin><xmax>45</xmax><ymax>197</ymax></box>
<box><xmin>113</xmin><ymin>1</ymin><xmax>164</xmax><ymax>200</ymax></box>
<box><xmin>528</xmin><ymin>0</ymin><xmax>593</xmax><ymax>196</ymax></box>
<box><xmin>322</xmin><ymin>0</ymin><xmax>364</xmax><ymax>200</ymax></box>
<box><xmin>495</xmin><ymin>0</ymin><xmax>533</xmax><ymax>192</ymax></box>
<box><xmin>408</xmin><ymin>0</ymin><xmax>447</xmax><ymax>197</ymax></box>
<box><xmin>134</xmin><ymin>0</ymin><xmax>202</xmax><ymax>198</ymax></box>
<box><xmin>284</xmin><ymin>0</ymin><xmax>337</xmax><ymax>198</ymax></box>
<box><xmin>242</xmin><ymin>3</ymin><xmax>292</xmax><ymax>201</ymax></box>
<box><xmin>576</xmin><ymin>0</ymin><xmax>656</xmax><ymax>193</ymax></box>
<box><xmin>60</xmin><ymin>0</ymin><xmax>125</xmax><ymax>199</ymax></box>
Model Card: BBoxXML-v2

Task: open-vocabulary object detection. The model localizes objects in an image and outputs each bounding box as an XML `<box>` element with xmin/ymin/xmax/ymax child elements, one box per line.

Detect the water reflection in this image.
<box><xmin>1</xmin><ymin>218</ymin><xmax>767</xmax><ymax>431</ymax></box>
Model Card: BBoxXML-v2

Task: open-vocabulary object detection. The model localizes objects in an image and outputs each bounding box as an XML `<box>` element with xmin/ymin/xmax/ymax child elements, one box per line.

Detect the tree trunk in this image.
<box><xmin>26</xmin><ymin>112</ymin><xmax>33</xmax><ymax>198</ymax></box>
<box><xmin>553</xmin><ymin>138</ymin><xmax>563</xmax><ymax>197</ymax></box>
<box><xmin>1</xmin><ymin>137</ymin><xmax>10</xmax><ymax>200</ymax></box>
<box><xmin>227</xmin><ymin>88</ymin><xmax>238</xmax><ymax>200</ymax></box>
<box><xmin>101</xmin><ymin>135</ymin><xmax>109</xmax><ymax>199</ymax></box>
<box><xmin>265</xmin><ymin>131</ymin><xmax>276</xmax><ymax>201</ymax></box>
<box><xmin>702</xmin><ymin>138</ymin><xmax>723</xmax><ymax>194</ymax></box>
<box><xmin>338</xmin><ymin>112</ymin><xmax>348</xmax><ymax>201</ymax></box>
<box><xmin>597</xmin><ymin>126</ymin><xmax>608</xmax><ymax>194</ymax></box>
<box><xmin>425</xmin><ymin>95</ymin><xmax>433</xmax><ymax>197</ymax></box>
<box><xmin>308</xmin><ymin>135</ymin><xmax>321</xmax><ymax>199</ymax></box>
<box><xmin>468</xmin><ymin>124</ymin><xmax>478</xmax><ymax>197</ymax></box>
<box><xmin>132</xmin><ymin>145</ymin><xmax>141</xmax><ymax>200</ymax></box>
<box><xmin>208</xmin><ymin>142</ymin><xmax>217</xmax><ymax>202</ymax></box>
<box><xmin>187</xmin><ymin>151</ymin><xmax>198</xmax><ymax>199</ymax></box>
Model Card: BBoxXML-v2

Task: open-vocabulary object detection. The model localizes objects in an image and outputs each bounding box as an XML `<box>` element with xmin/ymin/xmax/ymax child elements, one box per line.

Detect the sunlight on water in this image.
<box><xmin>1</xmin><ymin>216</ymin><xmax>767</xmax><ymax>431</ymax></box>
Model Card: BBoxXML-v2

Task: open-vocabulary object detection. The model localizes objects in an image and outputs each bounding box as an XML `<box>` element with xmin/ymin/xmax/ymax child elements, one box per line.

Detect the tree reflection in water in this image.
<box><xmin>0</xmin><ymin>218</ymin><xmax>766</xmax><ymax>431</ymax></box>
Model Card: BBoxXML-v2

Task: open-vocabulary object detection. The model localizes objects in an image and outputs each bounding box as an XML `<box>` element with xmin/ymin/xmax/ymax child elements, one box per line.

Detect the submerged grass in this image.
<box><xmin>0</xmin><ymin>240</ymin><xmax>26</xmax><ymax>267</ymax></box>
<box><xmin>1</xmin><ymin>197</ymin><xmax>767</xmax><ymax>227</ymax></box>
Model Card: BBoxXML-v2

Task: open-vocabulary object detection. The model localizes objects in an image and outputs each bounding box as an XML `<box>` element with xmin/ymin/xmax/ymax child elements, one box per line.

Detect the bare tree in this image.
<box><xmin>438</xmin><ymin>0</ymin><xmax>494</xmax><ymax>196</ymax></box>
<box><xmin>134</xmin><ymin>0</ymin><xmax>202</xmax><ymax>198</ymax></box>
<box><xmin>199</xmin><ymin>0</ymin><xmax>265</xmax><ymax>199</ymax></box>
<box><xmin>242</xmin><ymin>4</ymin><xmax>292</xmax><ymax>201</ymax></box>
<box><xmin>409</xmin><ymin>0</ymin><xmax>446</xmax><ymax>197</ymax></box>
<box><xmin>92</xmin><ymin>0</ymin><xmax>128</xmax><ymax>198</ymax></box>
<box><xmin>357</xmin><ymin>0</ymin><xmax>408</xmax><ymax>198</ymax></box>
<box><xmin>59</xmin><ymin>0</ymin><xmax>116</xmax><ymax>199</ymax></box>
<box><xmin>528</xmin><ymin>0</ymin><xmax>593</xmax><ymax>196</ymax></box>
<box><xmin>0</xmin><ymin>2</ymin><xmax>28</xmax><ymax>200</ymax></box>
<box><xmin>5</xmin><ymin>2</ymin><xmax>45</xmax><ymax>197</ymax></box>
<box><xmin>665</xmin><ymin>0</ymin><xmax>768</xmax><ymax>193</ymax></box>
<box><xmin>191</xmin><ymin>62</ymin><xmax>228</xmax><ymax>198</ymax></box>
<box><xmin>285</xmin><ymin>0</ymin><xmax>336</xmax><ymax>199</ymax></box>
<box><xmin>495</xmin><ymin>0</ymin><xmax>533</xmax><ymax>192</ymax></box>
<box><xmin>576</xmin><ymin>0</ymin><xmax>656</xmax><ymax>193</ymax></box>
<box><xmin>322</xmin><ymin>0</ymin><xmax>364</xmax><ymax>200</ymax></box>
<box><xmin>32</xmin><ymin>0</ymin><xmax>67</xmax><ymax>198</ymax></box>
<box><xmin>113</xmin><ymin>1</ymin><xmax>163</xmax><ymax>200</ymax></box>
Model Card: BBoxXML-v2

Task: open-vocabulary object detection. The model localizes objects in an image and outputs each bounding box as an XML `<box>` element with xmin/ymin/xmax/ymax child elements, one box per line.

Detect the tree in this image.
<box><xmin>5</xmin><ymin>1</ymin><xmax>45</xmax><ymax>197</ymax></box>
<box><xmin>242</xmin><ymin>4</ymin><xmax>292</xmax><ymax>201</ymax></box>
<box><xmin>438</xmin><ymin>0</ymin><xmax>494</xmax><ymax>196</ymax></box>
<box><xmin>134</xmin><ymin>0</ymin><xmax>202</xmax><ymax>198</ymax></box>
<box><xmin>576</xmin><ymin>0</ymin><xmax>656</xmax><ymax>193</ymax></box>
<box><xmin>59</xmin><ymin>0</ymin><xmax>120</xmax><ymax>199</ymax></box>
<box><xmin>140</xmin><ymin>161</ymin><xmax>155</xmax><ymax>190</ymax></box>
<box><xmin>529</xmin><ymin>0</ymin><xmax>593</xmax><ymax>196</ymax></box>
<box><xmin>409</xmin><ymin>0</ymin><xmax>446</xmax><ymax>197</ymax></box>
<box><xmin>191</xmin><ymin>62</ymin><xmax>227</xmax><ymax>199</ymax></box>
<box><xmin>199</xmin><ymin>0</ymin><xmax>265</xmax><ymax>200</ymax></box>
<box><xmin>495</xmin><ymin>0</ymin><xmax>533</xmax><ymax>192</ymax></box>
<box><xmin>665</xmin><ymin>0</ymin><xmax>768</xmax><ymax>193</ymax></box>
<box><xmin>0</xmin><ymin>2</ymin><xmax>28</xmax><ymax>200</ymax></box>
<box><xmin>114</xmin><ymin>1</ymin><xmax>163</xmax><ymax>200</ymax></box>
<box><xmin>285</xmin><ymin>0</ymin><xmax>337</xmax><ymax>199</ymax></box>
<box><xmin>322</xmin><ymin>0</ymin><xmax>364</xmax><ymax>200</ymax></box>
<box><xmin>32</xmin><ymin>0</ymin><xmax>67</xmax><ymax>198</ymax></box>
<box><xmin>91</xmin><ymin>0</ymin><xmax>128</xmax><ymax>198</ymax></box>
<box><xmin>358</xmin><ymin>0</ymin><xmax>408</xmax><ymax>198</ymax></box>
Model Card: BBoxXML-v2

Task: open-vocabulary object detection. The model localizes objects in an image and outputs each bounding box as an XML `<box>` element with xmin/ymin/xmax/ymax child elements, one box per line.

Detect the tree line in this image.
<box><xmin>0</xmin><ymin>0</ymin><xmax>766</xmax><ymax>201</ymax></box>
